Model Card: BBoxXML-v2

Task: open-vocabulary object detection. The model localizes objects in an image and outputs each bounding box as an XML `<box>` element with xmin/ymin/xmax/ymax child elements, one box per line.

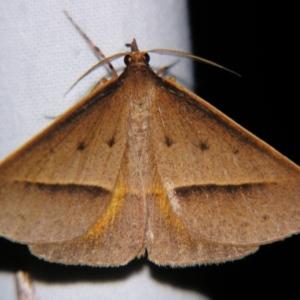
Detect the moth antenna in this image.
<box><xmin>64</xmin><ymin>53</ymin><xmax>126</xmax><ymax>95</ymax></box>
<box><xmin>147</xmin><ymin>48</ymin><xmax>241</xmax><ymax>77</ymax></box>
<box><xmin>63</xmin><ymin>10</ymin><xmax>118</xmax><ymax>78</ymax></box>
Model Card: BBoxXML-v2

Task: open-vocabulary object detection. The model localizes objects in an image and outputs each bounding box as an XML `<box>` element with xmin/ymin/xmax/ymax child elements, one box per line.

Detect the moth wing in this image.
<box><xmin>146</xmin><ymin>164</ymin><xmax>259</xmax><ymax>266</ymax></box>
<box><xmin>0</xmin><ymin>79</ymin><xmax>146</xmax><ymax>265</ymax></box>
<box><xmin>146</xmin><ymin>77</ymin><xmax>300</xmax><ymax>264</ymax></box>
<box><xmin>28</xmin><ymin>163</ymin><xmax>146</xmax><ymax>266</ymax></box>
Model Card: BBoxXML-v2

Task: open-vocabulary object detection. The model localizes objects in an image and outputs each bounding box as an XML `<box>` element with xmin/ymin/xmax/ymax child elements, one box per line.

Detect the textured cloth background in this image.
<box><xmin>0</xmin><ymin>0</ymin><xmax>193</xmax><ymax>160</ymax></box>
<box><xmin>0</xmin><ymin>1</ymin><xmax>208</xmax><ymax>300</ymax></box>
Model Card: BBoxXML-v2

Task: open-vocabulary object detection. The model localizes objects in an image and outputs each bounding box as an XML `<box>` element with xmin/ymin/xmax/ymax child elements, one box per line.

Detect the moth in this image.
<box><xmin>0</xmin><ymin>14</ymin><xmax>300</xmax><ymax>267</ymax></box>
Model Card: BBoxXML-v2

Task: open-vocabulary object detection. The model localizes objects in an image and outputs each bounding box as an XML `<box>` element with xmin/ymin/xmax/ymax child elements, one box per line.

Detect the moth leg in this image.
<box><xmin>63</xmin><ymin>10</ymin><xmax>118</xmax><ymax>78</ymax></box>
<box><xmin>91</xmin><ymin>78</ymin><xmax>109</xmax><ymax>92</ymax></box>
<box><xmin>156</xmin><ymin>66</ymin><xmax>169</xmax><ymax>76</ymax></box>
<box><xmin>156</xmin><ymin>60</ymin><xmax>179</xmax><ymax>76</ymax></box>
<box><xmin>16</xmin><ymin>271</ymin><xmax>38</xmax><ymax>300</ymax></box>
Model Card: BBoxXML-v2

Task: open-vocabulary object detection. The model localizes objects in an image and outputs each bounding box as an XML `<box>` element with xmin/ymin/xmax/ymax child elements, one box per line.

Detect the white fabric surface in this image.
<box><xmin>0</xmin><ymin>1</ymin><xmax>208</xmax><ymax>300</ymax></box>
<box><xmin>0</xmin><ymin>265</ymin><xmax>208</xmax><ymax>300</ymax></box>
<box><xmin>0</xmin><ymin>0</ymin><xmax>193</xmax><ymax>160</ymax></box>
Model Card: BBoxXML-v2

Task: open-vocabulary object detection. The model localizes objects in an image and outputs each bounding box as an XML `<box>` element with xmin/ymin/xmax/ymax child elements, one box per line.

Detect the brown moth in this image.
<box><xmin>1</xmin><ymin>17</ymin><xmax>300</xmax><ymax>268</ymax></box>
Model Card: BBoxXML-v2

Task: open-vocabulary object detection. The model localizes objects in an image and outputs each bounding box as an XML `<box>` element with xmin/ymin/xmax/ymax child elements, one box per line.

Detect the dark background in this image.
<box><xmin>1</xmin><ymin>2</ymin><xmax>299</xmax><ymax>300</ymax></box>
<box><xmin>187</xmin><ymin>1</ymin><xmax>300</xmax><ymax>299</ymax></box>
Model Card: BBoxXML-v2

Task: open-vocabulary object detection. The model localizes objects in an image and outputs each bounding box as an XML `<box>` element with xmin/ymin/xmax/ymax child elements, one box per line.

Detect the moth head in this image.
<box><xmin>124</xmin><ymin>39</ymin><xmax>150</xmax><ymax>66</ymax></box>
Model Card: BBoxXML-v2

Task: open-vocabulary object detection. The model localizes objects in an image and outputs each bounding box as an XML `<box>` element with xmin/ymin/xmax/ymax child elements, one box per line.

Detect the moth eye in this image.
<box><xmin>124</xmin><ymin>55</ymin><xmax>131</xmax><ymax>66</ymax></box>
<box><xmin>144</xmin><ymin>53</ymin><xmax>150</xmax><ymax>63</ymax></box>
